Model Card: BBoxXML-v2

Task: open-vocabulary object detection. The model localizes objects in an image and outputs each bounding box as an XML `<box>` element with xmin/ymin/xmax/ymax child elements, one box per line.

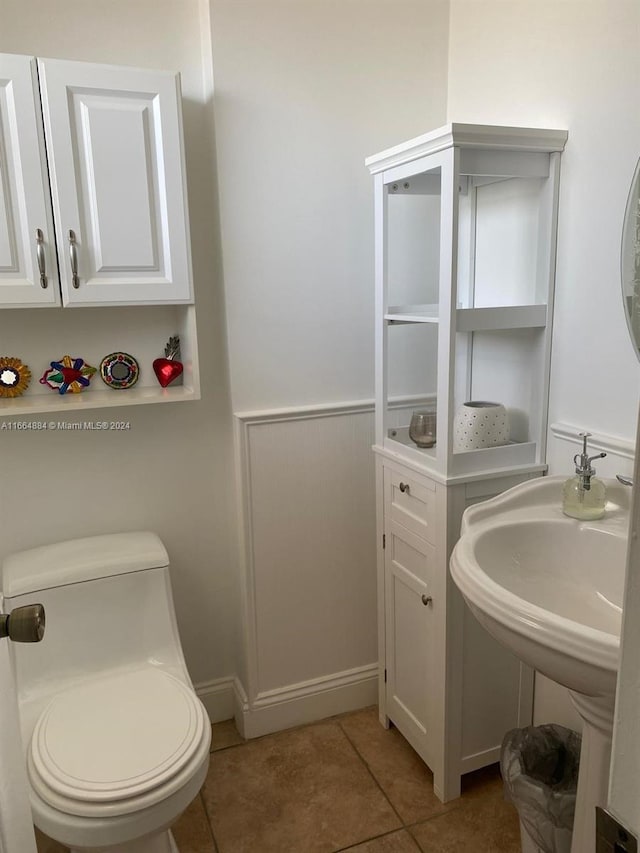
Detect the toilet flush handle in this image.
<box><xmin>0</xmin><ymin>604</ymin><xmax>46</xmax><ymax>643</ymax></box>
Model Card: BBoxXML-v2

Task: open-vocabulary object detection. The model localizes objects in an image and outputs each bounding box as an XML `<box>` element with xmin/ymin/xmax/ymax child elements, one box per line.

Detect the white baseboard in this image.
<box><xmin>234</xmin><ymin>663</ymin><xmax>378</xmax><ymax>740</ymax></box>
<box><xmin>195</xmin><ymin>676</ymin><xmax>239</xmax><ymax>723</ymax></box>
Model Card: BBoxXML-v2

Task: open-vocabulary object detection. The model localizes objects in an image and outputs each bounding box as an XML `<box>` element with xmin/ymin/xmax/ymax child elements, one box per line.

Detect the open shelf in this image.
<box><xmin>385</xmin><ymin>304</ymin><xmax>439</xmax><ymax>324</ymax></box>
<box><xmin>0</xmin><ymin>304</ymin><xmax>199</xmax><ymax>418</ymax></box>
<box><xmin>385</xmin><ymin>304</ymin><xmax>547</xmax><ymax>330</ymax></box>
<box><xmin>385</xmin><ymin>426</ymin><xmax>541</xmax><ymax>478</ymax></box>
<box><xmin>0</xmin><ymin>383</ymin><xmax>198</xmax><ymax>418</ymax></box>
<box><xmin>456</xmin><ymin>305</ymin><xmax>547</xmax><ymax>331</ymax></box>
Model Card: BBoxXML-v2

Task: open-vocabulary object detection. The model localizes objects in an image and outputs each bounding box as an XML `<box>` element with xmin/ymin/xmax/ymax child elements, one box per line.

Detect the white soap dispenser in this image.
<box><xmin>562</xmin><ymin>432</ymin><xmax>607</xmax><ymax>520</ymax></box>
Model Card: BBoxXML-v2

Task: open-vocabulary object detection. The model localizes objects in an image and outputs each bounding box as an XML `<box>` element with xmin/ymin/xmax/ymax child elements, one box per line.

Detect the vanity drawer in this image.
<box><xmin>386</xmin><ymin>468</ymin><xmax>436</xmax><ymax>544</ymax></box>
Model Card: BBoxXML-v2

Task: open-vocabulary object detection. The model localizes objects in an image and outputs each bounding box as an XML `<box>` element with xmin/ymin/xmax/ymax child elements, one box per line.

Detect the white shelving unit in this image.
<box><xmin>369</xmin><ymin>122</ymin><xmax>567</xmax><ymax>480</ymax></box>
<box><xmin>367</xmin><ymin>123</ymin><xmax>567</xmax><ymax>802</ymax></box>
<box><xmin>0</xmin><ymin>53</ymin><xmax>199</xmax><ymax>416</ymax></box>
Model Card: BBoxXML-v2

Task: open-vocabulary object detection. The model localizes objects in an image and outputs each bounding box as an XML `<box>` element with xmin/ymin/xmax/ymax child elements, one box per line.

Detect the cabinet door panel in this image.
<box><xmin>388</xmin><ymin>571</ymin><xmax>428</xmax><ymax>728</ymax></box>
<box><xmin>37</xmin><ymin>58</ymin><xmax>192</xmax><ymax>306</ymax></box>
<box><xmin>0</xmin><ymin>53</ymin><xmax>59</xmax><ymax>307</ymax></box>
<box><xmin>82</xmin><ymin>99</ymin><xmax>157</xmax><ymax>270</ymax></box>
<box><xmin>384</xmin><ymin>523</ymin><xmax>435</xmax><ymax>766</ymax></box>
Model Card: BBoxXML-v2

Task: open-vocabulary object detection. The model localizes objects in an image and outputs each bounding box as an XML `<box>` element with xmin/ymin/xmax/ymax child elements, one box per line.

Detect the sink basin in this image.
<box><xmin>450</xmin><ymin>474</ymin><xmax>631</xmax><ymax>853</ymax></box>
<box><xmin>450</xmin><ymin>476</ymin><xmax>630</xmax><ymax>697</ymax></box>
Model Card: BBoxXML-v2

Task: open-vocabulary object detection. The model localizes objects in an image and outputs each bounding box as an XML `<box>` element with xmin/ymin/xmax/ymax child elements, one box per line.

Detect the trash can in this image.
<box><xmin>500</xmin><ymin>724</ymin><xmax>581</xmax><ymax>853</ymax></box>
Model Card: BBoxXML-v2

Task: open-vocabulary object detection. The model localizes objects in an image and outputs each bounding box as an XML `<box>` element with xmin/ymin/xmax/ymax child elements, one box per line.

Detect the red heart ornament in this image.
<box><xmin>153</xmin><ymin>358</ymin><xmax>183</xmax><ymax>388</ymax></box>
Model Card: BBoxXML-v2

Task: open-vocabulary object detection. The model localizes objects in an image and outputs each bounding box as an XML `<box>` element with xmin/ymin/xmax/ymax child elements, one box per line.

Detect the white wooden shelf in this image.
<box><xmin>456</xmin><ymin>304</ymin><xmax>547</xmax><ymax>331</ymax></box>
<box><xmin>385</xmin><ymin>303</ymin><xmax>547</xmax><ymax>330</ymax></box>
<box><xmin>385</xmin><ymin>426</ymin><xmax>542</xmax><ymax>477</ymax></box>
<box><xmin>0</xmin><ymin>383</ymin><xmax>198</xmax><ymax>418</ymax></box>
<box><xmin>385</xmin><ymin>304</ymin><xmax>439</xmax><ymax>323</ymax></box>
<box><xmin>0</xmin><ymin>304</ymin><xmax>199</xmax><ymax>418</ymax></box>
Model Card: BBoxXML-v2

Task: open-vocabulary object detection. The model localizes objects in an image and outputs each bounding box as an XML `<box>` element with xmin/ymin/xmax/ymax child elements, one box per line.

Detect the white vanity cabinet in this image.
<box><xmin>0</xmin><ymin>53</ymin><xmax>192</xmax><ymax>308</ymax></box>
<box><xmin>382</xmin><ymin>465</ymin><xmax>438</xmax><ymax>757</ymax></box>
<box><xmin>367</xmin><ymin>124</ymin><xmax>568</xmax><ymax>801</ymax></box>
<box><xmin>381</xmin><ymin>459</ymin><xmax>536</xmax><ymax>802</ymax></box>
<box><xmin>0</xmin><ymin>52</ymin><xmax>198</xmax><ymax>414</ymax></box>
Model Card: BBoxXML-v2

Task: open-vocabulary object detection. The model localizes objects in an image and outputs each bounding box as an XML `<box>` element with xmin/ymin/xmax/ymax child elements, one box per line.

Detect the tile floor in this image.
<box><xmin>35</xmin><ymin>707</ymin><xmax>521</xmax><ymax>853</ymax></box>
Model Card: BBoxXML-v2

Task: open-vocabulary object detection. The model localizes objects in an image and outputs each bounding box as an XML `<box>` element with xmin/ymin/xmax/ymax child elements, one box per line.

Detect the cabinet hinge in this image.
<box><xmin>382</xmin><ymin>534</ymin><xmax>386</xmax><ymax>550</ymax></box>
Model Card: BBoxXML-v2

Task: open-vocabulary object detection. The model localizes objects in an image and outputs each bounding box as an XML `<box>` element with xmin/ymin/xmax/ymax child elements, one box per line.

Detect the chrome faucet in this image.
<box><xmin>616</xmin><ymin>474</ymin><xmax>634</xmax><ymax>487</ymax></box>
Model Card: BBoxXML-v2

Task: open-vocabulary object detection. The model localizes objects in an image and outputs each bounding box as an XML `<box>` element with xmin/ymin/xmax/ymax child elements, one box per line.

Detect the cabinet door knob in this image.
<box><xmin>35</xmin><ymin>229</ymin><xmax>48</xmax><ymax>288</ymax></box>
<box><xmin>69</xmin><ymin>230</ymin><xmax>80</xmax><ymax>289</ymax></box>
<box><xmin>399</xmin><ymin>482</ymin><xmax>410</xmax><ymax>493</ymax></box>
<box><xmin>421</xmin><ymin>594</ymin><xmax>433</xmax><ymax>606</ymax></box>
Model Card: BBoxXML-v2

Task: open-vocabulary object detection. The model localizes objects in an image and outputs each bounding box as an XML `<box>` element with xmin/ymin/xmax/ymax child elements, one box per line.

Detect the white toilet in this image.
<box><xmin>2</xmin><ymin>531</ymin><xmax>211</xmax><ymax>853</ymax></box>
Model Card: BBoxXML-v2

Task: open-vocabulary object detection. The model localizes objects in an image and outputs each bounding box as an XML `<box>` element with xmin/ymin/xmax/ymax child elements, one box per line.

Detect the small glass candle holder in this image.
<box><xmin>409</xmin><ymin>409</ymin><xmax>436</xmax><ymax>448</ymax></box>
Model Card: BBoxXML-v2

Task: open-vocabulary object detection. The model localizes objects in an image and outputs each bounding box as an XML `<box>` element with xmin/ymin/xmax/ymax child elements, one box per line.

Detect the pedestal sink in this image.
<box><xmin>450</xmin><ymin>476</ymin><xmax>631</xmax><ymax>853</ymax></box>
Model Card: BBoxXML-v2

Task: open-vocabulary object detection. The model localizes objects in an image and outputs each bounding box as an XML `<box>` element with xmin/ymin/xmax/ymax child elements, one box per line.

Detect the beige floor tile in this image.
<box><xmin>337</xmin><ymin>828</ymin><xmax>422</xmax><ymax>852</ymax></box>
<box><xmin>34</xmin><ymin>828</ymin><xmax>69</xmax><ymax>853</ymax></box>
<box><xmin>210</xmin><ymin>719</ymin><xmax>245</xmax><ymax>752</ymax></box>
<box><xmin>171</xmin><ymin>794</ymin><xmax>217</xmax><ymax>853</ymax></box>
<box><xmin>339</xmin><ymin>708</ymin><xmax>455</xmax><ymax>825</ymax></box>
<box><xmin>409</xmin><ymin>767</ymin><xmax>520</xmax><ymax>853</ymax></box>
<box><xmin>202</xmin><ymin>720</ymin><xmax>402</xmax><ymax>853</ymax></box>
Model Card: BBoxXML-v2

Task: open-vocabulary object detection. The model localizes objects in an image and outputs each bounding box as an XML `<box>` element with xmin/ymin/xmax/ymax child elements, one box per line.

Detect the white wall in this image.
<box><xmin>448</xmin><ymin>0</ymin><xmax>640</xmax><ymax>453</ymax></box>
<box><xmin>0</xmin><ymin>0</ymin><xmax>239</xmax><ymax>694</ymax></box>
<box><xmin>210</xmin><ymin>0</ymin><xmax>450</xmax><ymax>413</ymax></box>
<box><xmin>209</xmin><ymin>0</ymin><xmax>451</xmax><ymax>728</ymax></box>
<box><xmin>447</xmin><ymin>0</ymin><xmax>640</xmax><ymax>726</ymax></box>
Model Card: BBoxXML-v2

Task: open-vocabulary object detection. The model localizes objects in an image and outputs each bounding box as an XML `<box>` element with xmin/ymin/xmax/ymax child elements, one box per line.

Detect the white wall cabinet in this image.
<box><xmin>38</xmin><ymin>58</ymin><xmax>192</xmax><ymax>307</ymax></box>
<box><xmin>0</xmin><ymin>53</ymin><xmax>59</xmax><ymax>307</ymax></box>
<box><xmin>367</xmin><ymin>124</ymin><xmax>567</xmax><ymax>801</ymax></box>
<box><xmin>0</xmin><ymin>53</ymin><xmax>198</xmax><ymax>414</ymax></box>
<box><xmin>0</xmin><ymin>54</ymin><xmax>192</xmax><ymax>308</ymax></box>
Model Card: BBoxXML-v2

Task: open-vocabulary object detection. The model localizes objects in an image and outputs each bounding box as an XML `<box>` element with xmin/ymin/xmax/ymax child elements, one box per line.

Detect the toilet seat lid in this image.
<box><xmin>30</xmin><ymin>668</ymin><xmax>206</xmax><ymax>803</ymax></box>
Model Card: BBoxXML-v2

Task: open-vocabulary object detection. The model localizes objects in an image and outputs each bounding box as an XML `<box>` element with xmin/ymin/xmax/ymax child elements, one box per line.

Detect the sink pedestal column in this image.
<box><xmin>568</xmin><ymin>691</ymin><xmax>615</xmax><ymax>853</ymax></box>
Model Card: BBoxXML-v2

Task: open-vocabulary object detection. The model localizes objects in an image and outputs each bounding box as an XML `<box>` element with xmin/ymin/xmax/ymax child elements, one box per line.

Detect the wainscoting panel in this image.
<box><xmin>235</xmin><ymin>401</ymin><xmax>386</xmax><ymax>735</ymax></box>
<box><xmin>232</xmin><ymin>407</ymin><xmax>620</xmax><ymax>738</ymax></box>
<box><xmin>549</xmin><ymin>422</ymin><xmax>635</xmax><ymax>467</ymax></box>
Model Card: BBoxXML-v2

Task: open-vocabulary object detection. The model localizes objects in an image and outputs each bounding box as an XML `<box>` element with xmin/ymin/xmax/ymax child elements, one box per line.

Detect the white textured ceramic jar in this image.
<box><xmin>453</xmin><ymin>401</ymin><xmax>510</xmax><ymax>452</ymax></box>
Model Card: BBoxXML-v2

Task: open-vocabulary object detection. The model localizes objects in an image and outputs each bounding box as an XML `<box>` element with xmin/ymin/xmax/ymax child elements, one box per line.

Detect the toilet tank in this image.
<box><xmin>2</xmin><ymin>532</ymin><xmax>191</xmax><ymax>714</ymax></box>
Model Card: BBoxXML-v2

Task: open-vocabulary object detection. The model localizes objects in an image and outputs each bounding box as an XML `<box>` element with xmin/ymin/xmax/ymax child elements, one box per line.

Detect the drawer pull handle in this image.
<box><xmin>69</xmin><ymin>229</ymin><xmax>80</xmax><ymax>289</ymax></box>
<box><xmin>36</xmin><ymin>229</ymin><xmax>47</xmax><ymax>288</ymax></box>
<box><xmin>399</xmin><ymin>482</ymin><xmax>410</xmax><ymax>493</ymax></box>
<box><xmin>421</xmin><ymin>594</ymin><xmax>433</xmax><ymax>606</ymax></box>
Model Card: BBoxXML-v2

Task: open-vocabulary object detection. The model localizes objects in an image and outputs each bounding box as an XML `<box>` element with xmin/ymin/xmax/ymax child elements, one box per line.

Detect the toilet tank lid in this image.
<box><xmin>2</xmin><ymin>532</ymin><xmax>169</xmax><ymax>598</ymax></box>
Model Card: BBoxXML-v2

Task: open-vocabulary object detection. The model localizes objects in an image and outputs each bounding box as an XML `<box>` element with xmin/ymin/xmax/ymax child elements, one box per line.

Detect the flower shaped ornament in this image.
<box><xmin>40</xmin><ymin>356</ymin><xmax>97</xmax><ymax>395</ymax></box>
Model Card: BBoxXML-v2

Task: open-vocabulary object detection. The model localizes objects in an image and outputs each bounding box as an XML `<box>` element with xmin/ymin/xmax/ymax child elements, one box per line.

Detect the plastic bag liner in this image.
<box><xmin>500</xmin><ymin>724</ymin><xmax>581</xmax><ymax>853</ymax></box>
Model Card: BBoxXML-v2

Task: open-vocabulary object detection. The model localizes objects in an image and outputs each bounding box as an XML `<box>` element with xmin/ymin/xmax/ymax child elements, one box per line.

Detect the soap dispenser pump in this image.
<box><xmin>562</xmin><ymin>432</ymin><xmax>607</xmax><ymax>520</ymax></box>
